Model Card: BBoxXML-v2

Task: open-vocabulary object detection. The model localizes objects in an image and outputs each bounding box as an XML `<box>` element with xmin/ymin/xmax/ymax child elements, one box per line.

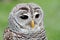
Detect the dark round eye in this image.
<box><xmin>35</xmin><ymin>14</ymin><xmax>40</xmax><ymax>18</ymax></box>
<box><xmin>20</xmin><ymin>15</ymin><xmax>28</xmax><ymax>19</ymax></box>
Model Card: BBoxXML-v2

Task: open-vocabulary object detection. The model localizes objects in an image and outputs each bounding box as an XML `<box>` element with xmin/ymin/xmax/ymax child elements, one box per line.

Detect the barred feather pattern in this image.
<box><xmin>4</xmin><ymin>27</ymin><xmax>47</xmax><ymax>40</ymax></box>
<box><xmin>3</xmin><ymin>3</ymin><xmax>47</xmax><ymax>40</ymax></box>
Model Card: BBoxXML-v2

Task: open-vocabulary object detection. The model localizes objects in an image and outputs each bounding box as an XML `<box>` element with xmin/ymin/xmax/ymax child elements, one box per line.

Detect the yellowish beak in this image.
<box><xmin>30</xmin><ymin>20</ymin><xmax>35</xmax><ymax>28</ymax></box>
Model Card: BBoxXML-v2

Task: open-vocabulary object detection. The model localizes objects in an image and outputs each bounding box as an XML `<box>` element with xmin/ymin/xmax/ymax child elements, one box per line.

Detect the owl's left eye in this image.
<box><xmin>20</xmin><ymin>15</ymin><xmax>28</xmax><ymax>19</ymax></box>
<box><xmin>35</xmin><ymin>14</ymin><xmax>40</xmax><ymax>18</ymax></box>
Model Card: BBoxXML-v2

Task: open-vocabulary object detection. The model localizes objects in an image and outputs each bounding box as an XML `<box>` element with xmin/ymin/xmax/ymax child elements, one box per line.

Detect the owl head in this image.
<box><xmin>8</xmin><ymin>3</ymin><xmax>44</xmax><ymax>34</ymax></box>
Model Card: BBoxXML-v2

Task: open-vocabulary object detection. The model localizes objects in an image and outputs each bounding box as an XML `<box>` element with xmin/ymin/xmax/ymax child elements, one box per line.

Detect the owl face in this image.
<box><xmin>9</xmin><ymin>3</ymin><xmax>44</xmax><ymax>34</ymax></box>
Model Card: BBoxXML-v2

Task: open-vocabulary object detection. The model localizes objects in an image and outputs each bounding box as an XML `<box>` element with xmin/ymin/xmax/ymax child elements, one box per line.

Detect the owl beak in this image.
<box><xmin>30</xmin><ymin>20</ymin><xmax>35</xmax><ymax>28</ymax></box>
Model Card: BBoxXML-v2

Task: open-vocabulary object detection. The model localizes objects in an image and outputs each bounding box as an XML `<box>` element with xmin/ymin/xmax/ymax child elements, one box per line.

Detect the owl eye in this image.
<box><xmin>35</xmin><ymin>14</ymin><xmax>40</xmax><ymax>18</ymax></box>
<box><xmin>20</xmin><ymin>15</ymin><xmax>28</xmax><ymax>19</ymax></box>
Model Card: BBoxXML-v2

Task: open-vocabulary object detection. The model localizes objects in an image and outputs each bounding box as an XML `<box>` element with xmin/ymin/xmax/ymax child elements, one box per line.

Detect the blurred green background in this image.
<box><xmin>0</xmin><ymin>0</ymin><xmax>60</xmax><ymax>40</ymax></box>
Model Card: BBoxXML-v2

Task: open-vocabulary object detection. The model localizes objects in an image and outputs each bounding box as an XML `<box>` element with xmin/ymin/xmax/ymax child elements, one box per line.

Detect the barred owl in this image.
<box><xmin>3</xmin><ymin>3</ymin><xmax>47</xmax><ymax>40</ymax></box>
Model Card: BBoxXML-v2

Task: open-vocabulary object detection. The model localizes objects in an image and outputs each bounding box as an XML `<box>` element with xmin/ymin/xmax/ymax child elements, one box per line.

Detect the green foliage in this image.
<box><xmin>0</xmin><ymin>0</ymin><xmax>60</xmax><ymax>40</ymax></box>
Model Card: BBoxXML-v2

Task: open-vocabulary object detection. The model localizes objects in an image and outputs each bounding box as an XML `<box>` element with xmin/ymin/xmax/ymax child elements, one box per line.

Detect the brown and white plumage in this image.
<box><xmin>3</xmin><ymin>3</ymin><xmax>47</xmax><ymax>40</ymax></box>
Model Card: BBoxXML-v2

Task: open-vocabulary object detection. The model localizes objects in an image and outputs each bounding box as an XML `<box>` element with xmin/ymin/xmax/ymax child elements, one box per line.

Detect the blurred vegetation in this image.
<box><xmin>0</xmin><ymin>0</ymin><xmax>60</xmax><ymax>40</ymax></box>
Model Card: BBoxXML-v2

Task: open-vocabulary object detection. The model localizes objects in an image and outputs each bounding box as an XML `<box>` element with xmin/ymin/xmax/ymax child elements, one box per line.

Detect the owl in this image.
<box><xmin>3</xmin><ymin>3</ymin><xmax>47</xmax><ymax>40</ymax></box>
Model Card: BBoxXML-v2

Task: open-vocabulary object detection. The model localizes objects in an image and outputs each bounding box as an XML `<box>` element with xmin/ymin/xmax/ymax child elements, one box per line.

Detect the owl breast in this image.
<box><xmin>4</xmin><ymin>28</ymin><xmax>47</xmax><ymax>40</ymax></box>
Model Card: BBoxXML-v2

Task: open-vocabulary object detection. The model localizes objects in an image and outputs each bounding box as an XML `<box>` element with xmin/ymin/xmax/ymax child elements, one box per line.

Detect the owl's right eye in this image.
<box><xmin>20</xmin><ymin>15</ymin><xmax>28</xmax><ymax>19</ymax></box>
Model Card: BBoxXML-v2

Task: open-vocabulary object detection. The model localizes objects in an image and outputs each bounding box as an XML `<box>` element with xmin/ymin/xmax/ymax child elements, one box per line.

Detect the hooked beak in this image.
<box><xmin>30</xmin><ymin>20</ymin><xmax>35</xmax><ymax>28</ymax></box>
